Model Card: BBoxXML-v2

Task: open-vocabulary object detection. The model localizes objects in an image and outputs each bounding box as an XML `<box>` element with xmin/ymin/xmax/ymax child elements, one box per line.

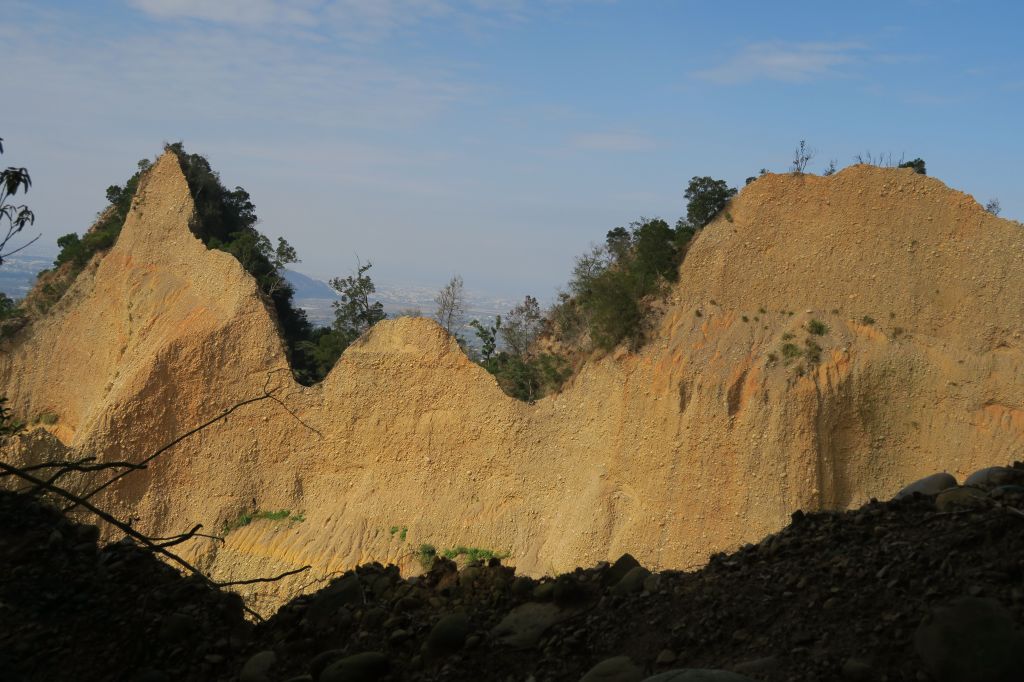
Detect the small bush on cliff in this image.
<box><xmin>807</xmin><ymin>319</ymin><xmax>828</xmax><ymax>335</ymax></box>
<box><xmin>418</xmin><ymin>544</ymin><xmax>437</xmax><ymax>570</ymax></box>
<box><xmin>898</xmin><ymin>158</ymin><xmax>927</xmax><ymax>175</ymax></box>
<box><xmin>222</xmin><ymin>508</ymin><xmax>303</xmax><ymax>534</ymax></box>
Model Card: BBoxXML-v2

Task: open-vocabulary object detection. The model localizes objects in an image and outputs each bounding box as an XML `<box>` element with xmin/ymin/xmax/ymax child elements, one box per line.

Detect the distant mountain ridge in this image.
<box><xmin>281</xmin><ymin>269</ymin><xmax>338</xmax><ymax>300</ymax></box>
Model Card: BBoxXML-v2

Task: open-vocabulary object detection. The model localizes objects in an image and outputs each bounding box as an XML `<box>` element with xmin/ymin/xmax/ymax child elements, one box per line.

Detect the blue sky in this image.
<box><xmin>3</xmin><ymin>0</ymin><xmax>1022</xmax><ymax>299</ymax></box>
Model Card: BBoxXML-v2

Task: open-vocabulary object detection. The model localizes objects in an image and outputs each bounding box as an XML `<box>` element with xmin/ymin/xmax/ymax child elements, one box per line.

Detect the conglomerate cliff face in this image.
<box><xmin>4</xmin><ymin>152</ymin><xmax>1023</xmax><ymax>608</ymax></box>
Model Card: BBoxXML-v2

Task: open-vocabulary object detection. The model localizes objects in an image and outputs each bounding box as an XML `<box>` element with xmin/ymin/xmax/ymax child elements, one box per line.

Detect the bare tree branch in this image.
<box><xmin>214</xmin><ymin>565</ymin><xmax>311</xmax><ymax>588</ymax></box>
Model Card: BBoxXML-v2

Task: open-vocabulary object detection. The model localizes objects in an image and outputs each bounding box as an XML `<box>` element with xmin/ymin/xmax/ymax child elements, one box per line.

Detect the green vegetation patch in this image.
<box><xmin>807</xmin><ymin>319</ymin><xmax>829</xmax><ymax>336</ymax></box>
<box><xmin>418</xmin><ymin>544</ymin><xmax>438</xmax><ymax>570</ymax></box>
<box><xmin>222</xmin><ymin>508</ymin><xmax>304</xmax><ymax>534</ymax></box>
<box><xmin>781</xmin><ymin>342</ymin><xmax>802</xmax><ymax>361</ymax></box>
<box><xmin>441</xmin><ymin>546</ymin><xmax>509</xmax><ymax>563</ymax></box>
<box><xmin>389</xmin><ymin>525</ymin><xmax>409</xmax><ymax>541</ymax></box>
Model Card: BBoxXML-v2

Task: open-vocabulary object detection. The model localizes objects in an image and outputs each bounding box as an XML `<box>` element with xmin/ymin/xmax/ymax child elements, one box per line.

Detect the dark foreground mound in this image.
<box><xmin>3</xmin><ymin>468</ymin><xmax>1024</xmax><ymax>682</ymax></box>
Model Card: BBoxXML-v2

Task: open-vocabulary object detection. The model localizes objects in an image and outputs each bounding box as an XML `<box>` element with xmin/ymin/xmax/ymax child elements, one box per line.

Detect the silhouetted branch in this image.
<box><xmin>151</xmin><ymin>524</ymin><xmax>224</xmax><ymax>548</ymax></box>
<box><xmin>214</xmin><ymin>565</ymin><xmax>312</xmax><ymax>588</ymax></box>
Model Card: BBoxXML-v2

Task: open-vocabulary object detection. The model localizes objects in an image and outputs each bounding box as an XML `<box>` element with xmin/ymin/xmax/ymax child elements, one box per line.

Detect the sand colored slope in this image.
<box><xmin>4</xmin><ymin>155</ymin><xmax>1024</xmax><ymax>607</ymax></box>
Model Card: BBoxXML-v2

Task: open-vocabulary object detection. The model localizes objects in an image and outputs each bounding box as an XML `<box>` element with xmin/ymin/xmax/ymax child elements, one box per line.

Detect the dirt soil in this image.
<box><xmin>3</xmin><ymin>466</ymin><xmax>1023</xmax><ymax>682</ymax></box>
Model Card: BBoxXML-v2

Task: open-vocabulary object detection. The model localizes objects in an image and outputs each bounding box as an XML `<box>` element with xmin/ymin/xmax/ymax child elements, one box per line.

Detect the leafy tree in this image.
<box><xmin>0</xmin><ymin>293</ymin><xmax>18</xmax><ymax>319</ymax></box>
<box><xmin>469</xmin><ymin>316</ymin><xmax>500</xmax><ymax>362</ymax></box>
<box><xmin>501</xmin><ymin>296</ymin><xmax>544</xmax><ymax>357</ymax></box>
<box><xmin>684</xmin><ymin>176</ymin><xmax>737</xmax><ymax>229</ymax></box>
<box><xmin>605</xmin><ymin>226</ymin><xmax>632</xmax><ymax>262</ymax></box>
<box><xmin>292</xmin><ymin>260</ymin><xmax>386</xmax><ymax>382</ymax></box>
<box><xmin>0</xmin><ymin>138</ymin><xmax>38</xmax><ymax>266</ymax></box>
<box><xmin>568</xmin><ymin>245</ymin><xmax>612</xmax><ymax>298</ymax></box>
<box><xmin>547</xmin><ymin>291</ymin><xmax>584</xmax><ymax>343</ymax></box>
<box><xmin>898</xmin><ymin>158</ymin><xmax>927</xmax><ymax>175</ymax></box>
<box><xmin>584</xmin><ymin>267</ymin><xmax>643</xmax><ymax>350</ymax></box>
<box><xmin>481</xmin><ymin>352</ymin><xmax>570</xmax><ymax>402</ymax></box>
<box><xmin>295</xmin><ymin>326</ymin><xmax>350</xmax><ymax>381</ymax></box>
<box><xmin>330</xmin><ymin>260</ymin><xmax>386</xmax><ymax>346</ymax></box>
<box><xmin>631</xmin><ymin>218</ymin><xmax>678</xmax><ymax>285</ymax></box>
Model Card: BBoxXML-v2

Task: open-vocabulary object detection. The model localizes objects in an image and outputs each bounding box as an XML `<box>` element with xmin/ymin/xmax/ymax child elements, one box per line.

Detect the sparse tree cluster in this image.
<box><xmin>469</xmin><ymin>294</ymin><xmax>571</xmax><ymax>402</ymax></box>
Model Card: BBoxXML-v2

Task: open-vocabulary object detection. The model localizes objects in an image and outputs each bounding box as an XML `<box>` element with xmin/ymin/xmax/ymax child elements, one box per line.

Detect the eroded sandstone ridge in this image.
<box><xmin>4</xmin><ymin>152</ymin><xmax>1023</xmax><ymax>607</ymax></box>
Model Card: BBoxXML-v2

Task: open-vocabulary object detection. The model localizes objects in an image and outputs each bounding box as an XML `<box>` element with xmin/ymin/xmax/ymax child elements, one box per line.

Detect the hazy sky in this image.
<box><xmin>4</xmin><ymin>0</ymin><xmax>1023</xmax><ymax>299</ymax></box>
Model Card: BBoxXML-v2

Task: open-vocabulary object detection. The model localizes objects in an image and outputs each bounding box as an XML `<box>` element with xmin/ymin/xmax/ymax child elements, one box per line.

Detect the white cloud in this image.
<box><xmin>128</xmin><ymin>0</ymin><xmax>322</xmax><ymax>26</ymax></box>
<box><xmin>694</xmin><ymin>41</ymin><xmax>866</xmax><ymax>84</ymax></box>
<box><xmin>127</xmin><ymin>0</ymin><xmax>610</xmax><ymax>40</ymax></box>
<box><xmin>570</xmin><ymin>131</ymin><xmax>655</xmax><ymax>152</ymax></box>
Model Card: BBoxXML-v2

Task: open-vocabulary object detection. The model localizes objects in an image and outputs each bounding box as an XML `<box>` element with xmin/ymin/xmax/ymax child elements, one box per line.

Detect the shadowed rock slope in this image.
<box><xmin>4</xmin><ymin>153</ymin><xmax>1024</xmax><ymax>609</ymax></box>
<box><xmin>3</xmin><ymin>467</ymin><xmax>1023</xmax><ymax>681</ymax></box>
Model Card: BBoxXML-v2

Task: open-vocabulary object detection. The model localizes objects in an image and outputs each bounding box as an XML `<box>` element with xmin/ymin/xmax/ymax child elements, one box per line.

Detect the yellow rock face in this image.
<box><xmin>4</xmin><ymin>154</ymin><xmax>1024</xmax><ymax>609</ymax></box>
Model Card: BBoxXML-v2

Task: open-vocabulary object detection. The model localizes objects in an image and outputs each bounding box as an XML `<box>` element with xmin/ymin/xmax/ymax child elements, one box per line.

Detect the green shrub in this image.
<box><xmin>36</xmin><ymin>412</ymin><xmax>58</xmax><ymax>425</ymax></box>
<box><xmin>862</xmin><ymin>315</ymin><xmax>875</xmax><ymax>325</ymax></box>
<box><xmin>482</xmin><ymin>352</ymin><xmax>571</xmax><ymax>402</ymax></box>
<box><xmin>804</xmin><ymin>338</ymin><xmax>822</xmax><ymax>363</ymax></box>
<box><xmin>222</xmin><ymin>508</ymin><xmax>303</xmax><ymax>534</ymax></box>
<box><xmin>418</xmin><ymin>544</ymin><xmax>437</xmax><ymax>570</ymax></box>
<box><xmin>781</xmin><ymin>342</ymin><xmax>802</xmax><ymax>360</ymax></box>
<box><xmin>440</xmin><ymin>546</ymin><xmax>508</xmax><ymax>564</ymax></box>
<box><xmin>807</xmin><ymin>319</ymin><xmax>828</xmax><ymax>335</ymax></box>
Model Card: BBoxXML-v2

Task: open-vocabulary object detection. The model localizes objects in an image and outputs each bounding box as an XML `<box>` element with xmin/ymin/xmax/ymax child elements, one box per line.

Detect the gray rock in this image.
<box><xmin>990</xmin><ymin>485</ymin><xmax>1024</xmax><ymax>498</ymax></box>
<box><xmin>309</xmin><ymin>649</ymin><xmax>345</xmax><ymax>679</ymax></box>
<box><xmin>131</xmin><ymin>671</ymin><xmax>169</xmax><ymax>682</ymax></box>
<box><xmin>643</xmin><ymin>573</ymin><xmax>662</xmax><ymax>594</ymax></box>
<box><xmin>533</xmin><ymin>582</ymin><xmax>556</xmax><ymax>601</ymax></box>
<box><xmin>935</xmin><ymin>486</ymin><xmax>990</xmax><ymax>512</ymax></box>
<box><xmin>553</xmin><ymin>575</ymin><xmax>588</xmax><ymax>606</ymax></box>
<box><xmin>492</xmin><ymin>602</ymin><xmax>568</xmax><ymax>648</ymax></box>
<box><xmin>239</xmin><ymin>650</ymin><xmax>277</xmax><ymax>682</ymax></box>
<box><xmin>426</xmin><ymin>613</ymin><xmax>470</xmax><ymax>656</ymax></box>
<box><xmin>914</xmin><ymin>597</ymin><xmax>1024</xmax><ymax>682</ymax></box>
<box><xmin>603</xmin><ymin>554</ymin><xmax>642</xmax><ymax>586</ymax></box>
<box><xmin>894</xmin><ymin>472</ymin><xmax>957</xmax><ymax>499</ymax></box>
<box><xmin>965</xmin><ymin>466</ymin><xmax>1016</xmax><ymax>489</ymax></box>
<box><xmin>612</xmin><ymin>566</ymin><xmax>652</xmax><ymax>596</ymax></box>
<box><xmin>580</xmin><ymin>656</ymin><xmax>644</xmax><ymax>682</ymax></box>
<box><xmin>840</xmin><ymin>657</ymin><xmax>875</xmax><ymax>681</ymax></box>
<box><xmin>731</xmin><ymin>656</ymin><xmax>779</xmax><ymax>674</ymax></box>
<box><xmin>158</xmin><ymin>612</ymin><xmax>196</xmax><ymax>643</ymax></box>
<box><xmin>319</xmin><ymin>652</ymin><xmax>389</xmax><ymax>682</ymax></box>
<box><xmin>655</xmin><ymin>650</ymin><xmax>677</xmax><ymax>666</ymax></box>
<box><xmin>305</xmin><ymin>575</ymin><xmax>362</xmax><ymax>627</ymax></box>
<box><xmin>643</xmin><ymin>670</ymin><xmax>756</xmax><ymax>682</ymax></box>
